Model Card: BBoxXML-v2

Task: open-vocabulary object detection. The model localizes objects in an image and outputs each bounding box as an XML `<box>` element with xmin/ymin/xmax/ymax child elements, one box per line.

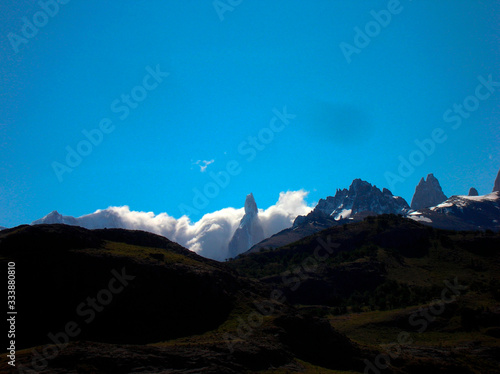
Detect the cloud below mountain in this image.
<box><xmin>33</xmin><ymin>190</ymin><xmax>312</xmax><ymax>261</ymax></box>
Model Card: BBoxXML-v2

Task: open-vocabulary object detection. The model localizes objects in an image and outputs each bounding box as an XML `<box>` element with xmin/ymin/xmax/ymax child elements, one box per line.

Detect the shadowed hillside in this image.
<box><xmin>1</xmin><ymin>218</ymin><xmax>499</xmax><ymax>373</ymax></box>
<box><xmin>0</xmin><ymin>224</ymin><xmax>363</xmax><ymax>373</ymax></box>
<box><xmin>228</xmin><ymin>215</ymin><xmax>500</xmax><ymax>372</ymax></box>
<box><xmin>0</xmin><ymin>224</ymin><xmax>240</xmax><ymax>349</ymax></box>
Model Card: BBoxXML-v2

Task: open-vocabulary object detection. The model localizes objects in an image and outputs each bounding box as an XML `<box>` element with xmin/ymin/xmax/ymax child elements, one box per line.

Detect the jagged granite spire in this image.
<box><xmin>243</xmin><ymin>193</ymin><xmax>258</xmax><ymax>219</ymax></box>
<box><xmin>410</xmin><ymin>174</ymin><xmax>447</xmax><ymax>210</ymax></box>
<box><xmin>227</xmin><ymin>194</ymin><xmax>265</xmax><ymax>259</ymax></box>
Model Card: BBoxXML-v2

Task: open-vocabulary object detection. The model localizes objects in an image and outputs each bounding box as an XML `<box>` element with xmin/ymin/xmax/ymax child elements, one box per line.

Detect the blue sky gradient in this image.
<box><xmin>1</xmin><ymin>0</ymin><xmax>499</xmax><ymax>227</ymax></box>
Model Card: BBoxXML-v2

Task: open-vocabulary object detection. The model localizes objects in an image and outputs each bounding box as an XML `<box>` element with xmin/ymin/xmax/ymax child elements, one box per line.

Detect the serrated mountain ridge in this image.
<box><xmin>293</xmin><ymin>179</ymin><xmax>410</xmax><ymax>227</ymax></box>
<box><xmin>246</xmin><ymin>172</ymin><xmax>500</xmax><ymax>255</ymax></box>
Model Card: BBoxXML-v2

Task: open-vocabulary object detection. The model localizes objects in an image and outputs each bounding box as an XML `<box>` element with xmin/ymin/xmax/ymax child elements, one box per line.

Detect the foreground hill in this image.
<box><xmin>0</xmin><ymin>224</ymin><xmax>239</xmax><ymax>349</ymax></box>
<box><xmin>2</xmin><ymin>219</ymin><xmax>499</xmax><ymax>373</ymax></box>
<box><xmin>0</xmin><ymin>224</ymin><xmax>363</xmax><ymax>373</ymax></box>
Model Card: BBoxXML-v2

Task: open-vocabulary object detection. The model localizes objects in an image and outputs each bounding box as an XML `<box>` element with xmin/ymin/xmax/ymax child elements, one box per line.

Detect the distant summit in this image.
<box><xmin>227</xmin><ymin>193</ymin><xmax>265</xmax><ymax>259</ymax></box>
<box><xmin>410</xmin><ymin>174</ymin><xmax>447</xmax><ymax>210</ymax></box>
<box><xmin>32</xmin><ymin>209</ymin><xmax>124</xmax><ymax>229</ymax></box>
<box><xmin>468</xmin><ymin>187</ymin><xmax>479</xmax><ymax>196</ymax></box>
<box><xmin>32</xmin><ymin>210</ymin><xmax>78</xmax><ymax>226</ymax></box>
<box><xmin>254</xmin><ymin>178</ymin><xmax>411</xmax><ymax>255</ymax></box>
<box><xmin>294</xmin><ymin>179</ymin><xmax>409</xmax><ymax>227</ymax></box>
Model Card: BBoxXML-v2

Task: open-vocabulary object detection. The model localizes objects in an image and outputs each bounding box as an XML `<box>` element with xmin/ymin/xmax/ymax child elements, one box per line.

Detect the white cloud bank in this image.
<box><xmin>41</xmin><ymin>190</ymin><xmax>312</xmax><ymax>261</ymax></box>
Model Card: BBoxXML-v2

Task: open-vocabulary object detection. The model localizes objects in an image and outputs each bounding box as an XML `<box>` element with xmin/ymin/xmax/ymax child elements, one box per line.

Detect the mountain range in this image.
<box><xmin>1</xmin><ymin>168</ymin><xmax>499</xmax><ymax>372</ymax></box>
<box><xmin>28</xmin><ymin>168</ymin><xmax>500</xmax><ymax>259</ymax></box>
<box><xmin>246</xmin><ymin>171</ymin><xmax>499</xmax><ymax>255</ymax></box>
<box><xmin>2</xmin><ymin>211</ymin><xmax>499</xmax><ymax>373</ymax></box>
<box><xmin>295</xmin><ymin>178</ymin><xmax>410</xmax><ymax>224</ymax></box>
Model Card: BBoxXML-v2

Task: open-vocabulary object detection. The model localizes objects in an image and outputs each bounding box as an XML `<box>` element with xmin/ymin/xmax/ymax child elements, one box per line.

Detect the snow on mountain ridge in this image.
<box><xmin>294</xmin><ymin>179</ymin><xmax>409</xmax><ymax>227</ymax></box>
<box><xmin>409</xmin><ymin>191</ymin><xmax>500</xmax><ymax>231</ymax></box>
<box><xmin>458</xmin><ymin>192</ymin><xmax>500</xmax><ymax>202</ymax></box>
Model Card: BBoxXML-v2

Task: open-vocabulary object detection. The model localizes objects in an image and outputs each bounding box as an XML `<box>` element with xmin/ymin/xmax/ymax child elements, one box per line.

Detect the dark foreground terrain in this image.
<box><xmin>1</xmin><ymin>215</ymin><xmax>499</xmax><ymax>373</ymax></box>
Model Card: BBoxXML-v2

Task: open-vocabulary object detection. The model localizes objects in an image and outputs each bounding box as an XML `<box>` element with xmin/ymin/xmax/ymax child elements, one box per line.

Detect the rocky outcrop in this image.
<box><xmin>494</xmin><ymin>169</ymin><xmax>500</xmax><ymax>192</ymax></box>
<box><xmin>410</xmin><ymin>174</ymin><xmax>447</xmax><ymax>210</ymax></box>
<box><xmin>468</xmin><ymin>187</ymin><xmax>479</xmax><ymax>196</ymax></box>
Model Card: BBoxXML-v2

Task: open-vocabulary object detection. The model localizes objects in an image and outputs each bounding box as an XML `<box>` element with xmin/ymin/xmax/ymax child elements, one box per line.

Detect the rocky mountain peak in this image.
<box><xmin>33</xmin><ymin>210</ymin><xmax>63</xmax><ymax>224</ymax></box>
<box><xmin>227</xmin><ymin>193</ymin><xmax>265</xmax><ymax>259</ymax></box>
<box><xmin>294</xmin><ymin>179</ymin><xmax>409</xmax><ymax>227</ymax></box>
<box><xmin>47</xmin><ymin>210</ymin><xmax>62</xmax><ymax>219</ymax></box>
<box><xmin>468</xmin><ymin>187</ymin><xmax>479</xmax><ymax>196</ymax></box>
<box><xmin>410</xmin><ymin>174</ymin><xmax>447</xmax><ymax>210</ymax></box>
<box><xmin>382</xmin><ymin>188</ymin><xmax>393</xmax><ymax>196</ymax></box>
<box><xmin>244</xmin><ymin>193</ymin><xmax>258</xmax><ymax>216</ymax></box>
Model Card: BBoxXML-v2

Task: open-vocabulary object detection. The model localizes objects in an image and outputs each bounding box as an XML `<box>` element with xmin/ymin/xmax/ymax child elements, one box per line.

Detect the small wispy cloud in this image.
<box><xmin>195</xmin><ymin>159</ymin><xmax>215</xmax><ymax>172</ymax></box>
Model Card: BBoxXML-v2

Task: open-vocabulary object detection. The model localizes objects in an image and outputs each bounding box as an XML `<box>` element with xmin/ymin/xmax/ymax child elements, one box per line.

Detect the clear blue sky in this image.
<box><xmin>1</xmin><ymin>0</ymin><xmax>499</xmax><ymax>227</ymax></box>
